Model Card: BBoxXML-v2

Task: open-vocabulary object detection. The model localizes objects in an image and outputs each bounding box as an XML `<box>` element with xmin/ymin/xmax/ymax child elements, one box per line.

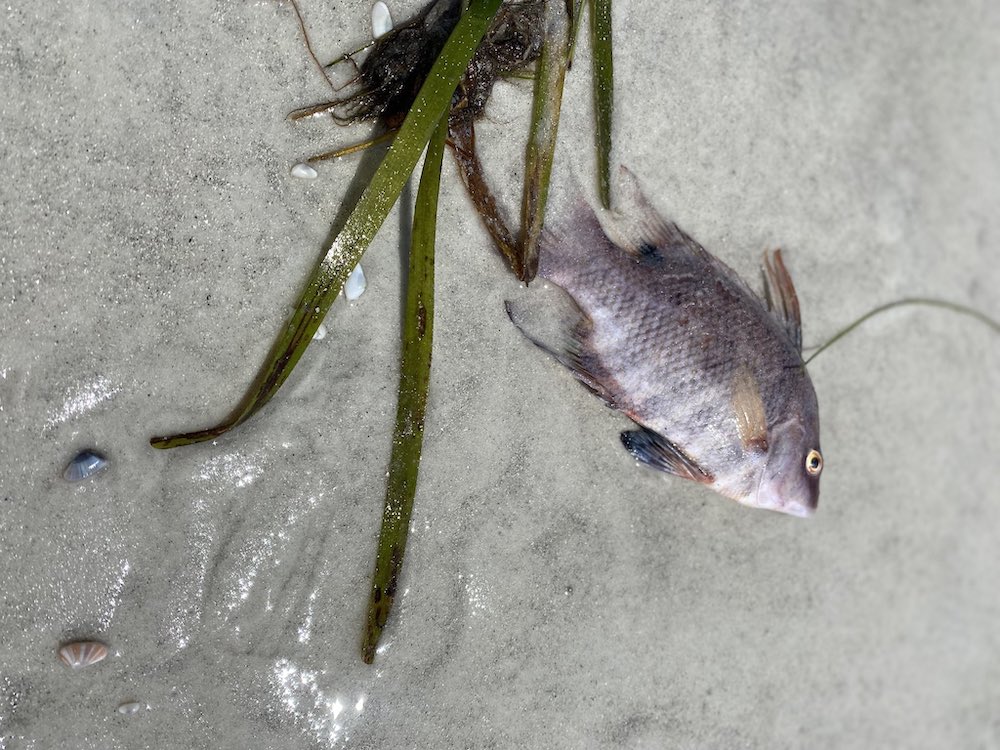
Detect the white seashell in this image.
<box><xmin>58</xmin><ymin>640</ymin><xmax>108</xmax><ymax>669</ymax></box>
<box><xmin>371</xmin><ymin>2</ymin><xmax>393</xmax><ymax>38</ymax></box>
<box><xmin>117</xmin><ymin>701</ymin><xmax>143</xmax><ymax>715</ymax></box>
<box><xmin>312</xmin><ymin>323</ymin><xmax>327</xmax><ymax>341</ymax></box>
<box><xmin>344</xmin><ymin>263</ymin><xmax>367</xmax><ymax>300</ymax></box>
<box><xmin>63</xmin><ymin>450</ymin><xmax>109</xmax><ymax>482</ymax></box>
<box><xmin>290</xmin><ymin>162</ymin><xmax>319</xmax><ymax>180</ymax></box>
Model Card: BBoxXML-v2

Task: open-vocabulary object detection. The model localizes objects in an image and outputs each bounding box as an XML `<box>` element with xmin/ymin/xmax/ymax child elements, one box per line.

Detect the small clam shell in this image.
<box><xmin>63</xmin><ymin>450</ymin><xmax>109</xmax><ymax>482</ymax></box>
<box><xmin>58</xmin><ymin>640</ymin><xmax>108</xmax><ymax>669</ymax></box>
<box><xmin>117</xmin><ymin>701</ymin><xmax>142</xmax><ymax>715</ymax></box>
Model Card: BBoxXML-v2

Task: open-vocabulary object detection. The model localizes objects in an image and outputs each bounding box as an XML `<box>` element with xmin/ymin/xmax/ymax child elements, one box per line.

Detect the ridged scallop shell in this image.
<box><xmin>63</xmin><ymin>450</ymin><xmax>109</xmax><ymax>482</ymax></box>
<box><xmin>58</xmin><ymin>640</ymin><xmax>108</xmax><ymax>669</ymax></box>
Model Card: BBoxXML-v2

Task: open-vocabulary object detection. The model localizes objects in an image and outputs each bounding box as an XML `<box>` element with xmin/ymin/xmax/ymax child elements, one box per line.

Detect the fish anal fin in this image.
<box><xmin>731</xmin><ymin>366</ymin><xmax>769</xmax><ymax>453</ymax></box>
<box><xmin>620</xmin><ymin>427</ymin><xmax>714</xmax><ymax>484</ymax></box>
<box><xmin>762</xmin><ymin>249</ymin><xmax>802</xmax><ymax>351</ymax></box>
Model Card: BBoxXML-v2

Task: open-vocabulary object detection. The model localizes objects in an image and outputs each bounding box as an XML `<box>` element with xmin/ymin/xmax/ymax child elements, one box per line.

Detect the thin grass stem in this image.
<box><xmin>307</xmin><ymin>129</ymin><xmax>398</xmax><ymax>162</ymax></box>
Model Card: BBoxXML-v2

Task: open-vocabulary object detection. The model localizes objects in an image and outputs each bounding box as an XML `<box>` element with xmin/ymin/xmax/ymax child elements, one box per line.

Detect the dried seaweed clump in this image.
<box><xmin>295</xmin><ymin>0</ymin><xmax>550</xmax><ymax>280</ymax></box>
<box><xmin>316</xmin><ymin>0</ymin><xmax>545</xmax><ymax>129</ymax></box>
<box><xmin>451</xmin><ymin>0</ymin><xmax>545</xmax><ymax>125</ymax></box>
<box><xmin>330</xmin><ymin>0</ymin><xmax>463</xmax><ymax>127</ymax></box>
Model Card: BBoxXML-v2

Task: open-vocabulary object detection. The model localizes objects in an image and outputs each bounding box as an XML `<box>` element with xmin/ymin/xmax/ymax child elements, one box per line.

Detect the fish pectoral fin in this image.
<box><xmin>731</xmin><ymin>366</ymin><xmax>769</xmax><ymax>453</ymax></box>
<box><xmin>620</xmin><ymin>428</ymin><xmax>714</xmax><ymax>484</ymax></box>
<box><xmin>761</xmin><ymin>249</ymin><xmax>802</xmax><ymax>351</ymax></box>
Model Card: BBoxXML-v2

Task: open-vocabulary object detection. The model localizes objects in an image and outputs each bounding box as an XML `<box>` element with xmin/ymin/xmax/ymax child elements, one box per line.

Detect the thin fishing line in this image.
<box><xmin>803</xmin><ymin>297</ymin><xmax>1000</xmax><ymax>366</ymax></box>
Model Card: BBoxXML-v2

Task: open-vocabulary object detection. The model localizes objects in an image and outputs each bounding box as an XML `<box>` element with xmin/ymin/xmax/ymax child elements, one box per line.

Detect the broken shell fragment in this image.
<box><xmin>372</xmin><ymin>2</ymin><xmax>394</xmax><ymax>38</ymax></box>
<box><xmin>63</xmin><ymin>450</ymin><xmax>109</xmax><ymax>482</ymax></box>
<box><xmin>58</xmin><ymin>640</ymin><xmax>108</xmax><ymax>669</ymax></box>
<box><xmin>344</xmin><ymin>264</ymin><xmax>367</xmax><ymax>300</ymax></box>
<box><xmin>290</xmin><ymin>162</ymin><xmax>319</xmax><ymax>180</ymax></box>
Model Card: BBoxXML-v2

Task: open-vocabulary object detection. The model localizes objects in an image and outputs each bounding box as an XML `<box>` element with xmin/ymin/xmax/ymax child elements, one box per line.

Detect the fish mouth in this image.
<box><xmin>775</xmin><ymin>499</ymin><xmax>815</xmax><ymax>519</ymax></box>
<box><xmin>751</xmin><ymin>468</ymin><xmax>816</xmax><ymax>518</ymax></box>
<box><xmin>742</xmin><ymin>491</ymin><xmax>815</xmax><ymax>518</ymax></box>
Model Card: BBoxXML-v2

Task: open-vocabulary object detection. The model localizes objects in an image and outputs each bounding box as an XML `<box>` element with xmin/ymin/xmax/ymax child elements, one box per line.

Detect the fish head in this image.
<box><xmin>750</xmin><ymin>417</ymin><xmax>822</xmax><ymax>518</ymax></box>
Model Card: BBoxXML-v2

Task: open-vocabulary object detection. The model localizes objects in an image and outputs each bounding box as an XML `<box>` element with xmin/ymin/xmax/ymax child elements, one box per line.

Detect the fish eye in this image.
<box><xmin>805</xmin><ymin>449</ymin><xmax>823</xmax><ymax>475</ymax></box>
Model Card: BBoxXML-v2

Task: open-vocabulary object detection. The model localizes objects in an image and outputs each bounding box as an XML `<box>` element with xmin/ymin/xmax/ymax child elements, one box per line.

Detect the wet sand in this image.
<box><xmin>2</xmin><ymin>1</ymin><xmax>999</xmax><ymax>747</ymax></box>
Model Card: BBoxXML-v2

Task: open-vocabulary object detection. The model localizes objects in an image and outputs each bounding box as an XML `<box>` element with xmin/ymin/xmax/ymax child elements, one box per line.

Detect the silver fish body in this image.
<box><xmin>508</xmin><ymin>181</ymin><xmax>822</xmax><ymax>517</ymax></box>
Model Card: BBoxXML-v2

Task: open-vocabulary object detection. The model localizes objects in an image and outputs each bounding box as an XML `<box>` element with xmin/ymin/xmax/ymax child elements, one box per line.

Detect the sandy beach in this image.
<box><xmin>2</xmin><ymin>1</ymin><xmax>998</xmax><ymax>747</ymax></box>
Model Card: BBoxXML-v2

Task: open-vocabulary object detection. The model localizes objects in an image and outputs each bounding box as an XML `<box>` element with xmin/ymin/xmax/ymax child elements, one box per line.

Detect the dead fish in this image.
<box><xmin>506</xmin><ymin>178</ymin><xmax>822</xmax><ymax>517</ymax></box>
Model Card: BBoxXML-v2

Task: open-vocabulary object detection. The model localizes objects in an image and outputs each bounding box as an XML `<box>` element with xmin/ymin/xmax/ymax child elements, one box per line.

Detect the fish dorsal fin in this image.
<box><xmin>620</xmin><ymin>427</ymin><xmax>714</xmax><ymax>483</ymax></box>
<box><xmin>601</xmin><ymin>169</ymin><xmax>713</xmax><ymax>263</ymax></box>
<box><xmin>731</xmin><ymin>366</ymin><xmax>769</xmax><ymax>453</ymax></box>
<box><xmin>604</xmin><ymin>170</ymin><xmax>770</xmax><ymax>308</ymax></box>
<box><xmin>761</xmin><ymin>249</ymin><xmax>802</xmax><ymax>351</ymax></box>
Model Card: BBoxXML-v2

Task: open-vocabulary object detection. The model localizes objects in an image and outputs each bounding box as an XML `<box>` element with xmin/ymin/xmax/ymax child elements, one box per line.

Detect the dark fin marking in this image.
<box><xmin>606</xmin><ymin>169</ymin><xmax>768</xmax><ymax>305</ymax></box>
<box><xmin>761</xmin><ymin>249</ymin><xmax>802</xmax><ymax>351</ymax></box>
<box><xmin>636</xmin><ymin>241</ymin><xmax>664</xmax><ymax>266</ymax></box>
<box><xmin>620</xmin><ymin>427</ymin><xmax>714</xmax><ymax>483</ymax></box>
<box><xmin>731</xmin><ymin>366</ymin><xmax>769</xmax><ymax>453</ymax></box>
<box><xmin>504</xmin><ymin>293</ymin><xmax>620</xmax><ymax>408</ymax></box>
